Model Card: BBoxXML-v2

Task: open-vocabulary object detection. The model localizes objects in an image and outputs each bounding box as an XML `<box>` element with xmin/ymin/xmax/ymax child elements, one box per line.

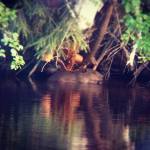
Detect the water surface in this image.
<box><xmin>0</xmin><ymin>78</ymin><xmax>150</xmax><ymax>150</ymax></box>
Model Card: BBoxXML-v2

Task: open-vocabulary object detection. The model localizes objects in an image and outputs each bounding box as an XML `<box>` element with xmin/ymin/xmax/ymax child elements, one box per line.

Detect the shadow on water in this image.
<box><xmin>0</xmin><ymin>77</ymin><xmax>150</xmax><ymax>150</ymax></box>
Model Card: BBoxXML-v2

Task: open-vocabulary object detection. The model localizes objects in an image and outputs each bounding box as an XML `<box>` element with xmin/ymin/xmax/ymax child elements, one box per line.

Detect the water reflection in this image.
<box><xmin>0</xmin><ymin>78</ymin><xmax>150</xmax><ymax>150</ymax></box>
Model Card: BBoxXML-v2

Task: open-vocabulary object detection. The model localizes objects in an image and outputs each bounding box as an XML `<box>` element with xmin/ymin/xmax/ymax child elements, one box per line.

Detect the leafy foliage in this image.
<box><xmin>0</xmin><ymin>2</ymin><xmax>25</xmax><ymax>70</ymax></box>
<box><xmin>122</xmin><ymin>0</ymin><xmax>150</xmax><ymax>63</ymax></box>
<box><xmin>13</xmin><ymin>0</ymin><xmax>88</xmax><ymax>62</ymax></box>
<box><xmin>1</xmin><ymin>32</ymin><xmax>25</xmax><ymax>70</ymax></box>
<box><xmin>0</xmin><ymin>2</ymin><xmax>16</xmax><ymax>28</ymax></box>
<box><xmin>0</xmin><ymin>0</ymin><xmax>88</xmax><ymax>71</ymax></box>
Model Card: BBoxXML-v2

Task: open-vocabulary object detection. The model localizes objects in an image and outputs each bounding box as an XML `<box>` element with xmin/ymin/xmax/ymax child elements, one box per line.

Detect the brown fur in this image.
<box><xmin>48</xmin><ymin>69</ymin><xmax>103</xmax><ymax>84</ymax></box>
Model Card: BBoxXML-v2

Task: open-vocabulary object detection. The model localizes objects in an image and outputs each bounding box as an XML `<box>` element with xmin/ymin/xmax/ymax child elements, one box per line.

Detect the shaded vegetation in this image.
<box><xmin>0</xmin><ymin>2</ymin><xmax>24</xmax><ymax>70</ymax></box>
<box><xmin>0</xmin><ymin>0</ymin><xmax>150</xmax><ymax>85</ymax></box>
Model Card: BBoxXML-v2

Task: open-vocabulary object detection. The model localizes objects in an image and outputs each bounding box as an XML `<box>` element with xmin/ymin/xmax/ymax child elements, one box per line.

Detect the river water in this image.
<box><xmin>0</xmin><ymin>78</ymin><xmax>150</xmax><ymax>150</ymax></box>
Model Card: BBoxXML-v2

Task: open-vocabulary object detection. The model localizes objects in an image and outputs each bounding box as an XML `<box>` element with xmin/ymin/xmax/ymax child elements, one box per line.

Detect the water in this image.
<box><xmin>0</xmin><ymin>78</ymin><xmax>150</xmax><ymax>150</ymax></box>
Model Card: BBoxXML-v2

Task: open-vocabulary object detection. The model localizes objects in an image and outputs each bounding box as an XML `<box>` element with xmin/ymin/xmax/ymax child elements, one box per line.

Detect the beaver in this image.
<box><xmin>48</xmin><ymin>69</ymin><xmax>103</xmax><ymax>84</ymax></box>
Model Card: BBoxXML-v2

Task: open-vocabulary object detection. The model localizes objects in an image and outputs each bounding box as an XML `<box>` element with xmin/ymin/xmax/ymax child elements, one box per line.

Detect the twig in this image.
<box><xmin>128</xmin><ymin>62</ymin><xmax>149</xmax><ymax>86</ymax></box>
<box><xmin>122</xmin><ymin>46</ymin><xmax>130</xmax><ymax>60</ymax></box>
<box><xmin>114</xmin><ymin>4</ymin><xmax>122</xmax><ymax>36</ymax></box>
<box><xmin>41</xmin><ymin>62</ymin><xmax>49</xmax><ymax>72</ymax></box>
<box><xmin>28</xmin><ymin>60</ymin><xmax>41</xmax><ymax>77</ymax></box>
<box><xmin>93</xmin><ymin>44</ymin><xmax>120</xmax><ymax>70</ymax></box>
<box><xmin>105</xmin><ymin>57</ymin><xmax>114</xmax><ymax>80</ymax></box>
<box><xmin>65</xmin><ymin>0</ymin><xmax>77</xmax><ymax>18</ymax></box>
<box><xmin>16</xmin><ymin>59</ymin><xmax>34</xmax><ymax>75</ymax></box>
<box><xmin>106</xmin><ymin>46</ymin><xmax>121</xmax><ymax>60</ymax></box>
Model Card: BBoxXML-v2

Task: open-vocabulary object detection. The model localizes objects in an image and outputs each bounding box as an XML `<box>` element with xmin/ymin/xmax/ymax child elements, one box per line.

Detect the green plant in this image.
<box><xmin>0</xmin><ymin>2</ymin><xmax>25</xmax><ymax>70</ymax></box>
<box><xmin>0</xmin><ymin>2</ymin><xmax>16</xmax><ymax>28</ymax></box>
<box><xmin>1</xmin><ymin>32</ymin><xmax>25</xmax><ymax>70</ymax></box>
<box><xmin>13</xmin><ymin>0</ymin><xmax>88</xmax><ymax>62</ymax></box>
<box><xmin>122</xmin><ymin>0</ymin><xmax>150</xmax><ymax>64</ymax></box>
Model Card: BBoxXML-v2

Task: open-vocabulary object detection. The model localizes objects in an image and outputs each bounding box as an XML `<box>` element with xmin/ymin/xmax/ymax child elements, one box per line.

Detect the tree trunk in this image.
<box><xmin>83</xmin><ymin>0</ymin><xmax>115</xmax><ymax>69</ymax></box>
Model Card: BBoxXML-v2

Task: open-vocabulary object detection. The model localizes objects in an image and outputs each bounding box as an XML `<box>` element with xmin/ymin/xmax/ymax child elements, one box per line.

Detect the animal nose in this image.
<box><xmin>97</xmin><ymin>80</ymin><xmax>102</xmax><ymax>85</ymax></box>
